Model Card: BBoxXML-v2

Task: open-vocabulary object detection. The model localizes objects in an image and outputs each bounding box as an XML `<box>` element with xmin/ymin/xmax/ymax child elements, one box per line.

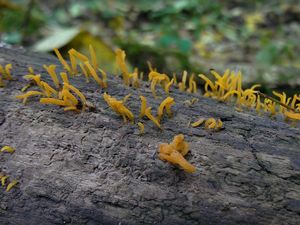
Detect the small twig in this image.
<box><xmin>257</xmin><ymin>91</ymin><xmax>296</xmax><ymax>112</ymax></box>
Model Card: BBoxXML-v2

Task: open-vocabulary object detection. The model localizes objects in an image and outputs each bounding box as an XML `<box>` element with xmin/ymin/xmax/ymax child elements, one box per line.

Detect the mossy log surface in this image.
<box><xmin>0</xmin><ymin>47</ymin><xmax>300</xmax><ymax>225</ymax></box>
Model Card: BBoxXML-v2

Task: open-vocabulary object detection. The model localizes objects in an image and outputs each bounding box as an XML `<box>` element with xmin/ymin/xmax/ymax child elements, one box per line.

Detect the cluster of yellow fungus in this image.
<box><xmin>0</xmin><ymin>172</ymin><xmax>18</xmax><ymax>192</ymax></box>
<box><xmin>191</xmin><ymin>117</ymin><xmax>223</xmax><ymax>131</ymax></box>
<box><xmin>17</xmin><ymin>66</ymin><xmax>88</xmax><ymax>111</ymax></box>
<box><xmin>103</xmin><ymin>93</ymin><xmax>134</xmax><ymax>122</ymax></box>
<box><xmin>158</xmin><ymin>134</ymin><xmax>196</xmax><ymax>173</ymax></box>
<box><xmin>199</xmin><ymin>69</ymin><xmax>300</xmax><ymax>121</ymax></box>
<box><xmin>0</xmin><ymin>64</ymin><xmax>13</xmax><ymax>87</ymax></box>
<box><xmin>54</xmin><ymin>46</ymin><xmax>107</xmax><ymax>88</ymax></box>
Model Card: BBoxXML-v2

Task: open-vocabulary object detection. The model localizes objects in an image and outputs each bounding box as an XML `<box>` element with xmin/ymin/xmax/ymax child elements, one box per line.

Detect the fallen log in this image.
<box><xmin>0</xmin><ymin>46</ymin><xmax>299</xmax><ymax>225</ymax></box>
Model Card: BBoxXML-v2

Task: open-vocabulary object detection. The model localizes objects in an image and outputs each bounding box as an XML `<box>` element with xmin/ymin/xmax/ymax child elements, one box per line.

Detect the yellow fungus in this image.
<box><xmin>139</xmin><ymin>96</ymin><xmax>147</xmax><ymax>118</ymax></box>
<box><xmin>64</xmin><ymin>106</ymin><xmax>78</xmax><ymax>112</ymax></box>
<box><xmin>16</xmin><ymin>91</ymin><xmax>45</xmax><ymax>104</ymax></box>
<box><xmin>40</xmin><ymin>98</ymin><xmax>66</xmax><ymax>106</ymax></box>
<box><xmin>215</xmin><ymin>119</ymin><xmax>223</xmax><ymax>130</ymax></box>
<box><xmin>164</xmin><ymin>78</ymin><xmax>174</xmax><ymax>95</ymax></box>
<box><xmin>145</xmin><ymin>107</ymin><xmax>161</xmax><ymax>129</ymax></box>
<box><xmin>172</xmin><ymin>73</ymin><xmax>177</xmax><ymax>85</ymax></box>
<box><xmin>79</xmin><ymin>63</ymin><xmax>90</xmax><ymax>83</ymax></box>
<box><xmin>103</xmin><ymin>93</ymin><xmax>134</xmax><ymax>122</ymax></box>
<box><xmin>1</xmin><ymin>175</ymin><xmax>9</xmax><ymax>186</ymax></box>
<box><xmin>60</xmin><ymin>72</ymin><xmax>69</xmax><ymax>85</ymax></box>
<box><xmin>4</xmin><ymin>64</ymin><xmax>13</xmax><ymax>80</ymax></box>
<box><xmin>68</xmin><ymin>52</ymin><xmax>78</xmax><ymax>75</ymax></box>
<box><xmin>40</xmin><ymin>81</ymin><xmax>58</xmax><ymax>97</ymax></box>
<box><xmin>6</xmin><ymin>180</ymin><xmax>18</xmax><ymax>192</ymax></box>
<box><xmin>178</xmin><ymin>71</ymin><xmax>188</xmax><ymax>91</ymax></box>
<box><xmin>53</xmin><ymin>48</ymin><xmax>72</xmax><ymax>73</ymax></box>
<box><xmin>205</xmin><ymin>118</ymin><xmax>217</xmax><ymax>129</ymax></box>
<box><xmin>157</xmin><ymin>97</ymin><xmax>175</xmax><ymax>121</ymax></box>
<box><xmin>284</xmin><ymin>111</ymin><xmax>300</xmax><ymax>120</ymax></box>
<box><xmin>158</xmin><ymin>134</ymin><xmax>196</xmax><ymax>173</ymax></box>
<box><xmin>116</xmin><ymin>49</ymin><xmax>130</xmax><ymax>85</ymax></box>
<box><xmin>69</xmin><ymin>48</ymin><xmax>89</xmax><ymax>62</ymax></box>
<box><xmin>187</xmin><ymin>74</ymin><xmax>197</xmax><ymax>93</ymax></box>
<box><xmin>64</xmin><ymin>83</ymin><xmax>87</xmax><ymax>110</ymax></box>
<box><xmin>138</xmin><ymin>122</ymin><xmax>145</xmax><ymax>134</ymax></box>
<box><xmin>191</xmin><ymin>118</ymin><xmax>205</xmax><ymax>127</ymax></box>
<box><xmin>147</xmin><ymin>61</ymin><xmax>154</xmax><ymax>72</ymax></box>
<box><xmin>98</xmin><ymin>68</ymin><xmax>108</xmax><ymax>88</ymax></box>
<box><xmin>123</xmin><ymin>93</ymin><xmax>131</xmax><ymax>104</ymax></box>
<box><xmin>149</xmin><ymin>71</ymin><xmax>170</xmax><ymax>97</ymax></box>
<box><xmin>23</xmin><ymin>74</ymin><xmax>42</xmax><ymax>88</ymax></box>
<box><xmin>89</xmin><ymin>44</ymin><xmax>98</xmax><ymax>71</ymax></box>
<box><xmin>43</xmin><ymin>65</ymin><xmax>60</xmax><ymax>89</ymax></box>
<box><xmin>0</xmin><ymin>146</ymin><xmax>15</xmax><ymax>154</ymax></box>
<box><xmin>62</xmin><ymin>89</ymin><xmax>78</xmax><ymax>106</ymax></box>
<box><xmin>28</xmin><ymin>66</ymin><xmax>35</xmax><ymax>74</ymax></box>
<box><xmin>84</xmin><ymin>61</ymin><xmax>104</xmax><ymax>88</ymax></box>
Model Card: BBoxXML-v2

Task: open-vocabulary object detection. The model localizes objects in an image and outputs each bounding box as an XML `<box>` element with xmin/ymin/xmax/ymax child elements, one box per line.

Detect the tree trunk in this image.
<box><xmin>0</xmin><ymin>46</ymin><xmax>299</xmax><ymax>225</ymax></box>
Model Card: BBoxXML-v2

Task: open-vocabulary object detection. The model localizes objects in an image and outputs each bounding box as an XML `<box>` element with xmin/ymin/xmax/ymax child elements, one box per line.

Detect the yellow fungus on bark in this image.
<box><xmin>64</xmin><ymin>83</ymin><xmax>87</xmax><ymax>110</ymax></box>
<box><xmin>6</xmin><ymin>180</ymin><xmax>18</xmax><ymax>192</ymax></box>
<box><xmin>0</xmin><ymin>146</ymin><xmax>15</xmax><ymax>154</ymax></box>
<box><xmin>98</xmin><ymin>68</ymin><xmax>108</xmax><ymax>88</ymax></box>
<box><xmin>103</xmin><ymin>93</ymin><xmax>134</xmax><ymax>122</ymax></box>
<box><xmin>79</xmin><ymin>63</ymin><xmax>90</xmax><ymax>83</ymax></box>
<box><xmin>164</xmin><ymin>78</ymin><xmax>174</xmax><ymax>95</ymax></box>
<box><xmin>1</xmin><ymin>175</ymin><xmax>9</xmax><ymax>186</ymax></box>
<box><xmin>158</xmin><ymin>134</ymin><xmax>196</xmax><ymax>173</ymax></box>
<box><xmin>178</xmin><ymin>71</ymin><xmax>188</xmax><ymax>91</ymax></box>
<box><xmin>40</xmin><ymin>98</ymin><xmax>66</xmax><ymax>106</ymax></box>
<box><xmin>84</xmin><ymin>61</ymin><xmax>104</xmax><ymax>88</ymax></box>
<box><xmin>16</xmin><ymin>91</ymin><xmax>45</xmax><ymax>104</ymax></box>
<box><xmin>205</xmin><ymin>118</ymin><xmax>217</xmax><ymax>129</ymax></box>
<box><xmin>89</xmin><ymin>44</ymin><xmax>98</xmax><ymax>71</ymax></box>
<box><xmin>60</xmin><ymin>72</ymin><xmax>69</xmax><ymax>85</ymax></box>
<box><xmin>191</xmin><ymin>118</ymin><xmax>205</xmax><ymax>127</ymax></box>
<box><xmin>157</xmin><ymin>97</ymin><xmax>175</xmax><ymax>121</ymax></box>
<box><xmin>43</xmin><ymin>65</ymin><xmax>60</xmax><ymax>89</ymax></box>
<box><xmin>68</xmin><ymin>48</ymin><xmax>89</xmax><ymax>62</ymax></box>
<box><xmin>123</xmin><ymin>93</ymin><xmax>132</xmax><ymax>103</ymax></box>
<box><xmin>137</xmin><ymin>122</ymin><xmax>145</xmax><ymax>134</ymax></box>
<box><xmin>54</xmin><ymin>48</ymin><xmax>72</xmax><ymax>74</ymax></box>
<box><xmin>116</xmin><ymin>49</ymin><xmax>130</xmax><ymax>85</ymax></box>
<box><xmin>40</xmin><ymin>81</ymin><xmax>58</xmax><ymax>97</ymax></box>
<box><xmin>139</xmin><ymin>96</ymin><xmax>147</xmax><ymax>118</ymax></box>
<box><xmin>4</xmin><ymin>64</ymin><xmax>13</xmax><ymax>80</ymax></box>
<box><xmin>284</xmin><ymin>111</ymin><xmax>300</xmax><ymax>120</ymax></box>
<box><xmin>68</xmin><ymin>52</ymin><xmax>78</xmax><ymax>75</ymax></box>
<box><xmin>145</xmin><ymin>107</ymin><xmax>161</xmax><ymax>129</ymax></box>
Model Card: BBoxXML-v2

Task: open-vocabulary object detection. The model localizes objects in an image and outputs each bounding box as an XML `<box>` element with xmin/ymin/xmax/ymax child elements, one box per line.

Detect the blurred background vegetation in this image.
<box><xmin>1</xmin><ymin>0</ymin><xmax>299</xmax><ymax>94</ymax></box>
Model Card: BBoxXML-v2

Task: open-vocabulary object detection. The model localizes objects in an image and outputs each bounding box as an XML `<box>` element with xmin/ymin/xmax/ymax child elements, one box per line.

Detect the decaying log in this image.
<box><xmin>0</xmin><ymin>47</ymin><xmax>299</xmax><ymax>225</ymax></box>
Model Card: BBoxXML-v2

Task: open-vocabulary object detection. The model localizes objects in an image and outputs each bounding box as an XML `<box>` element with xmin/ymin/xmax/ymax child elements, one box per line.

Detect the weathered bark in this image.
<box><xmin>0</xmin><ymin>46</ymin><xmax>299</xmax><ymax>225</ymax></box>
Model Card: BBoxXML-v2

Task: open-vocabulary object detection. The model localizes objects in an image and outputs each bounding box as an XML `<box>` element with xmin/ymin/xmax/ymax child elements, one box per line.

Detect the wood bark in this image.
<box><xmin>0</xmin><ymin>46</ymin><xmax>299</xmax><ymax>225</ymax></box>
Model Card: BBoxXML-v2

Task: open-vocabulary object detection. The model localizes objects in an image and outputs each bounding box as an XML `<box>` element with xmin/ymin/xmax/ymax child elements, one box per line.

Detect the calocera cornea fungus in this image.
<box><xmin>157</xmin><ymin>97</ymin><xmax>175</xmax><ymax>121</ymax></box>
<box><xmin>145</xmin><ymin>107</ymin><xmax>161</xmax><ymax>129</ymax></box>
<box><xmin>116</xmin><ymin>49</ymin><xmax>130</xmax><ymax>86</ymax></box>
<box><xmin>137</xmin><ymin>122</ymin><xmax>145</xmax><ymax>134</ymax></box>
<box><xmin>149</xmin><ymin>71</ymin><xmax>170</xmax><ymax>98</ymax></box>
<box><xmin>1</xmin><ymin>175</ymin><xmax>9</xmax><ymax>186</ymax></box>
<box><xmin>103</xmin><ymin>93</ymin><xmax>134</xmax><ymax>122</ymax></box>
<box><xmin>43</xmin><ymin>64</ymin><xmax>60</xmax><ymax>89</ymax></box>
<box><xmin>158</xmin><ymin>134</ymin><xmax>196</xmax><ymax>173</ymax></box>
<box><xmin>187</xmin><ymin>73</ymin><xmax>197</xmax><ymax>93</ymax></box>
<box><xmin>0</xmin><ymin>146</ymin><xmax>15</xmax><ymax>154</ymax></box>
<box><xmin>191</xmin><ymin>118</ymin><xmax>205</xmax><ymax>127</ymax></box>
<box><xmin>178</xmin><ymin>71</ymin><xmax>188</xmax><ymax>92</ymax></box>
<box><xmin>54</xmin><ymin>48</ymin><xmax>72</xmax><ymax>74</ymax></box>
<box><xmin>0</xmin><ymin>64</ymin><xmax>13</xmax><ymax>87</ymax></box>
<box><xmin>6</xmin><ymin>180</ymin><xmax>18</xmax><ymax>192</ymax></box>
<box><xmin>139</xmin><ymin>96</ymin><xmax>147</xmax><ymax>118</ymax></box>
<box><xmin>16</xmin><ymin>91</ymin><xmax>45</xmax><ymax>104</ymax></box>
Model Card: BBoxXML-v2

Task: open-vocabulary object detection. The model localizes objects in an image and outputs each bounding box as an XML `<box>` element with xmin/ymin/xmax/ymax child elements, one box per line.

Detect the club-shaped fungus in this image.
<box><xmin>158</xmin><ymin>134</ymin><xmax>196</xmax><ymax>173</ymax></box>
<box><xmin>149</xmin><ymin>71</ymin><xmax>170</xmax><ymax>98</ymax></box>
<box><xmin>1</xmin><ymin>175</ymin><xmax>9</xmax><ymax>186</ymax></box>
<box><xmin>103</xmin><ymin>93</ymin><xmax>134</xmax><ymax>122</ymax></box>
<box><xmin>16</xmin><ymin>91</ymin><xmax>45</xmax><ymax>104</ymax></box>
<box><xmin>138</xmin><ymin>122</ymin><xmax>145</xmax><ymax>134</ymax></box>
<box><xmin>157</xmin><ymin>97</ymin><xmax>175</xmax><ymax>121</ymax></box>
<box><xmin>178</xmin><ymin>71</ymin><xmax>188</xmax><ymax>92</ymax></box>
<box><xmin>6</xmin><ymin>180</ymin><xmax>18</xmax><ymax>192</ymax></box>
<box><xmin>191</xmin><ymin>118</ymin><xmax>205</xmax><ymax>127</ymax></box>
<box><xmin>0</xmin><ymin>146</ymin><xmax>15</xmax><ymax>154</ymax></box>
<box><xmin>187</xmin><ymin>73</ymin><xmax>197</xmax><ymax>93</ymax></box>
<box><xmin>84</xmin><ymin>61</ymin><xmax>105</xmax><ymax>88</ymax></box>
<box><xmin>116</xmin><ymin>49</ymin><xmax>130</xmax><ymax>85</ymax></box>
<box><xmin>0</xmin><ymin>64</ymin><xmax>13</xmax><ymax>87</ymax></box>
<box><xmin>139</xmin><ymin>96</ymin><xmax>147</xmax><ymax>118</ymax></box>
<box><xmin>43</xmin><ymin>65</ymin><xmax>60</xmax><ymax>89</ymax></box>
<box><xmin>54</xmin><ymin>48</ymin><xmax>72</xmax><ymax>74</ymax></box>
<box><xmin>145</xmin><ymin>107</ymin><xmax>161</xmax><ymax>129</ymax></box>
